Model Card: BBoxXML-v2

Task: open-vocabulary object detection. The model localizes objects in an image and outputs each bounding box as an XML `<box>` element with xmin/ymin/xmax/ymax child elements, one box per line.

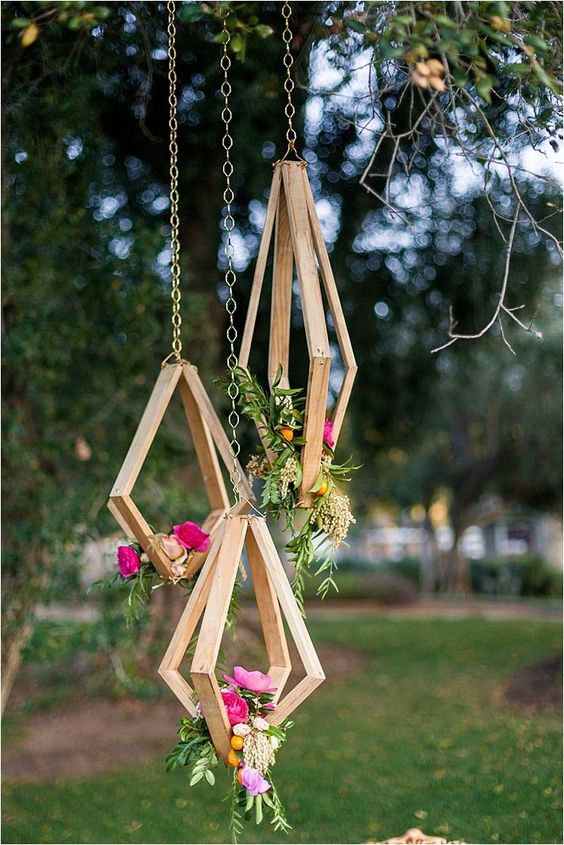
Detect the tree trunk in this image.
<box><xmin>1</xmin><ymin>620</ymin><xmax>32</xmax><ymax>715</ymax></box>
<box><xmin>438</xmin><ymin>518</ymin><xmax>470</xmax><ymax>593</ymax></box>
<box><xmin>420</xmin><ymin>512</ymin><xmax>439</xmax><ymax>593</ymax></box>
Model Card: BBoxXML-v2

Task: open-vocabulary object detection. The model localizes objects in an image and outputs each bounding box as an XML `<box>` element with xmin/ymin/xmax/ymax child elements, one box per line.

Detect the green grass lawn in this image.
<box><xmin>2</xmin><ymin>616</ymin><xmax>562</xmax><ymax>844</ymax></box>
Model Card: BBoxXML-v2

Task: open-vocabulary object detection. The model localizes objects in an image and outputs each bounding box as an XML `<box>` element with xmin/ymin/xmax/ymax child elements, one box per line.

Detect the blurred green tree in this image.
<box><xmin>2</xmin><ymin>1</ymin><xmax>561</xmax><ymax>703</ymax></box>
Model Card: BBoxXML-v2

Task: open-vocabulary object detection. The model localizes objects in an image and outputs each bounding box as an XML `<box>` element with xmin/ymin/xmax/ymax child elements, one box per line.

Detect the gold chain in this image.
<box><xmin>281</xmin><ymin>1</ymin><xmax>296</xmax><ymax>151</ymax></box>
<box><xmin>165</xmin><ymin>0</ymin><xmax>182</xmax><ymax>364</ymax></box>
<box><xmin>220</xmin><ymin>14</ymin><xmax>243</xmax><ymax>502</ymax></box>
<box><xmin>279</xmin><ymin>1</ymin><xmax>304</xmax><ymax>162</ymax></box>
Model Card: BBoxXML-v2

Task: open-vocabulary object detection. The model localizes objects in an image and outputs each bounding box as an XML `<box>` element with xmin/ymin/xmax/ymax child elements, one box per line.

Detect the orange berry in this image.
<box><xmin>236</xmin><ymin>767</ymin><xmax>244</xmax><ymax>784</ymax></box>
<box><xmin>279</xmin><ymin>427</ymin><xmax>294</xmax><ymax>442</ymax></box>
<box><xmin>226</xmin><ymin>749</ymin><xmax>241</xmax><ymax>767</ymax></box>
<box><xmin>230</xmin><ymin>735</ymin><xmax>244</xmax><ymax>751</ymax></box>
<box><xmin>316</xmin><ymin>480</ymin><xmax>329</xmax><ymax>496</ymax></box>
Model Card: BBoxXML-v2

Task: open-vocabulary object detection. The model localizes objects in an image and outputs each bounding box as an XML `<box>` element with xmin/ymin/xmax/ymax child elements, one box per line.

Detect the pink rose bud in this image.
<box><xmin>160</xmin><ymin>534</ymin><xmax>186</xmax><ymax>561</ymax></box>
<box><xmin>170</xmin><ymin>561</ymin><xmax>186</xmax><ymax>578</ymax></box>
<box><xmin>117</xmin><ymin>545</ymin><xmax>140</xmax><ymax>578</ymax></box>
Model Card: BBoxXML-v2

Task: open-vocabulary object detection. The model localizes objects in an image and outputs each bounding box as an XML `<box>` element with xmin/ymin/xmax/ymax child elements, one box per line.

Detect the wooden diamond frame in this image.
<box><xmin>239</xmin><ymin>160</ymin><xmax>357</xmax><ymax>506</ymax></box>
<box><xmin>108</xmin><ymin>362</ymin><xmax>253</xmax><ymax>580</ymax></box>
<box><xmin>159</xmin><ymin>514</ymin><xmax>325</xmax><ymax>758</ymax></box>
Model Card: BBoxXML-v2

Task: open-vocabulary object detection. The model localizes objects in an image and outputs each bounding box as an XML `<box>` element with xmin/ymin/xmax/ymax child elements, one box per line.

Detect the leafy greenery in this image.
<box><xmin>232</xmin><ymin>365</ymin><xmax>359</xmax><ymax>610</ymax></box>
<box><xmin>91</xmin><ymin>560</ymin><xmax>159</xmax><ymax>627</ymax></box>
<box><xmin>328</xmin><ymin>1</ymin><xmax>562</xmax><ymax>103</ymax></box>
<box><xmin>166</xmin><ymin>717</ymin><xmax>219</xmax><ymax>787</ymax></box>
<box><xmin>3</xmin><ymin>616</ymin><xmax>561</xmax><ymax>844</ymax></box>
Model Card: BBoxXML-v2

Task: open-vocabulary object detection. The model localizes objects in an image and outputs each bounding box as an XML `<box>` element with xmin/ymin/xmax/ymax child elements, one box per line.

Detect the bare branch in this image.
<box><xmin>431</xmin><ymin>205</ymin><xmax>520</xmax><ymax>353</ymax></box>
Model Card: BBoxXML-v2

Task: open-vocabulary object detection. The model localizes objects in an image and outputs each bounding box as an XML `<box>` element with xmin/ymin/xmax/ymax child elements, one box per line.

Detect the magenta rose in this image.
<box><xmin>117</xmin><ymin>545</ymin><xmax>140</xmax><ymax>578</ymax></box>
<box><xmin>223</xmin><ymin>666</ymin><xmax>276</xmax><ymax>694</ymax></box>
<box><xmin>323</xmin><ymin>418</ymin><xmax>335</xmax><ymax>449</ymax></box>
<box><xmin>172</xmin><ymin>520</ymin><xmax>210</xmax><ymax>553</ymax></box>
<box><xmin>241</xmin><ymin>766</ymin><xmax>270</xmax><ymax>796</ymax></box>
<box><xmin>221</xmin><ymin>689</ymin><xmax>249</xmax><ymax>726</ymax></box>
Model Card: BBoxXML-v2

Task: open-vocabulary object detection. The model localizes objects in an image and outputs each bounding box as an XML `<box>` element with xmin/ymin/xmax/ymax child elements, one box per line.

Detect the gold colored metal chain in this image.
<box><xmin>279</xmin><ymin>1</ymin><xmax>304</xmax><ymax>163</ymax></box>
<box><xmin>281</xmin><ymin>1</ymin><xmax>297</xmax><ymax>153</ymax></box>
<box><xmin>220</xmin><ymin>14</ymin><xmax>243</xmax><ymax>502</ymax></box>
<box><xmin>164</xmin><ymin>0</ymin><xmax>182</xmax><ymax>364</ymax></box>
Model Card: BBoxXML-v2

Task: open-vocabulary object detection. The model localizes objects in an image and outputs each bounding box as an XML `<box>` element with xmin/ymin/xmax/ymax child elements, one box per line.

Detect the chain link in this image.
<box><xmin>220</xmin><ymin>15</ymin><xmax>243</xmax><ymax>502</ymax></box>
<box><xmin>281</xmin><ymin>1</ymin><xmax>297</xmax><ymax>154</ymax></box>
<box><xmin>165</xmin><ymin>0</ymin><xmax>182</xmax><ymax>364</ymax></box>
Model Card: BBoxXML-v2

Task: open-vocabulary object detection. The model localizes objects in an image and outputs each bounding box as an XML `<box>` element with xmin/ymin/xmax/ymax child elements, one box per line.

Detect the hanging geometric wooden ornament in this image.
<box><xmin>107</xmin><ymin>361</ymin><xmax>253</xmax><ymax>580</ymax></box>
<box><xmin>239</xmin><ymin>160</ymin><xmax>357</xmax><ymax>506</ymax></box>
<box><xmin>158</xmin><ymin>6</ymin><xmax>335</xmax><ymax>835</ymax></box>
<box><xmin>159</xmin><ymin>513</ymin><xmax>325</xmax><ymax>759</ymax></box>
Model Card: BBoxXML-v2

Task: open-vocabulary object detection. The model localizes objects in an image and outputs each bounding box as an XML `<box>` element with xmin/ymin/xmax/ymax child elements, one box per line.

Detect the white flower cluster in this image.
<box><xmin>278</xmin><ymin>457</ymin><xmax>297</xmax><ymax>499</ymax></box>
<box><xmin>246</xmin><ymin>454</ymin><xmax>269</xmax><ymax>482</ymax></box>
<box><xmin>315</xmin><ymin>490</ymin><xmax>356</xmax><ymax>547</ymax></box>
<box><xmin>243</xmin><ymin>729</ymin><xmax>275</xmax><ymax>775</ymax></box>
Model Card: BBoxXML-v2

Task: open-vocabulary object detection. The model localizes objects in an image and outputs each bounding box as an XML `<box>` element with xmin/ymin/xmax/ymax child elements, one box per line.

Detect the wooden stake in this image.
<box><xmin>178</xmin><ymin>376</ymin><xmax>230</xmax><ymax>511</ymax></box>
<box><xmin>158</xmin><ymin>523</ymin><xmax>226</xmax><ymax>714</ymax></box>
<box><xmin>191</xmin><ymin>517</ymin><xmax>247</xmax><ymax>757</ymax></box>
<box><xmin>246</xmin><ymin>524</ymin><xmax>292</xmax><ymax>699</ymax></box>
<box><xmin>281</xmin><ymin>164</ymin><xmax>330</xmax><ymax>361</ymax></box>
<box><xmin>269</xmin><ymin>183</ymin><xmax>293</xmax><ymax>389</ymax></box>
<box><xmin>301</xmin><ymin>166</ymin><xmax>357</xmax><ymax>443</ymax></box>
<box><xmin>111</xmin><ymin>365</ymin><xmax>182</xmax><ymax>498</ymax></box>
<box><xmin>239</xmin><ymin>167</ymin><xmax>282</xmax><ymax>369</ymax></box>
<box><xmin>300</xmin><ymin>355</ymin><xmax>330</xmax><ymax>507</ymax></box>
<box><xmin>249</xmin><ymin>518</ymin><xmax>325</xmax><ymax>724</ymax></box>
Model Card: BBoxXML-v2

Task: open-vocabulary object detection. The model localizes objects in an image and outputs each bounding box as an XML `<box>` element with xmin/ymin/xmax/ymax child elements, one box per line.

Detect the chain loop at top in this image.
<box><xmin>166</xmin><ymin>0</ymin><xmax>182</xmax><ymax>363</ymax></box>
<box><xmin>220</xmin><ymin>14</ymin><xmax>243</xmax><ymax>503</ymax></box>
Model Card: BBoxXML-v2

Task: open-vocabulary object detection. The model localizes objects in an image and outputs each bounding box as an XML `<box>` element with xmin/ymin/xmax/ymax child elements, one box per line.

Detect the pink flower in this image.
<box><xmin>172</xmin><ymin>521</ymin><xmax>210</xmax><ymax>553</ymax></box>
<box><xmin>117</xmin><ymin>545</ymin><xmax>140</xmax><ymax>578</ymax></box>
<box><xmin>221</xmin><ymin>689</ymin><xmax>249</xmax><ymax>726</ymax></box>
<box><xmin>241</xmin><ymin>766</ymin><xmax>270</xmax><ymax>796</ymax></box>
<box><xmin>323</xmin><ymin>418</ymin><xmax>335</xmax><ymax>449</ymax></box>
<box><xmin>223</xmin><ymin>666</ymin><xmax>277</xmax><ymax>694</ymax></box>
<box><xmin>160</xmin><ymin>534</ymin><xmax>186</xmax><ymax>560</ymax></box>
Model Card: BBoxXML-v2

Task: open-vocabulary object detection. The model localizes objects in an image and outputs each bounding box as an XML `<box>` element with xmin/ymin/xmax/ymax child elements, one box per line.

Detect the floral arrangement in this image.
<box><xmin>230</xmin><ymin>366</ymin><xmax>358</xmax><ymax>611</ymax></box>
<box><xmin>166</xmin><ymin>665</ymin><xmax>292</xmax><ymax>842</ymax></box>
<box><xmin>91</xmin><ymin>519</ymin><xmax>210</xmax><ymax>625</ymax></box>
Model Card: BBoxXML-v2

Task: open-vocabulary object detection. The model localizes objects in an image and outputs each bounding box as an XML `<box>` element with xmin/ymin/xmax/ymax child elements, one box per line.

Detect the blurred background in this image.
<box><xmin>2</xmin><ymin>2</ymin><xmax>562</xmax><ymax>844</ymax></box>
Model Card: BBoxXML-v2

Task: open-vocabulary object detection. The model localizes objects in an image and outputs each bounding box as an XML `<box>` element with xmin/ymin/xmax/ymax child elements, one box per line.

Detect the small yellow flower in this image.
<box><xmin>20</xmin><ymin>23</ymin><xmax>40</xmax><ymax>48</ymax></box>
<box><xmin>490</xmin><ymin>15</ymin><xmax>511</xmax><ymax>33</ymax></box>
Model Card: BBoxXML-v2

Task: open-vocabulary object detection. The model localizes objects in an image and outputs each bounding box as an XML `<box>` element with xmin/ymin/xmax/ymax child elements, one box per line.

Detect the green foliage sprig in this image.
<box><xmin>166</xmin><ymin>716</ymin><xmax>219</xmax><ymax>786</ymax></box>
<box><xmin>229</xmin><ymin>366</ymin><xmax>359</xmax><ymax>611</ymax></box>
